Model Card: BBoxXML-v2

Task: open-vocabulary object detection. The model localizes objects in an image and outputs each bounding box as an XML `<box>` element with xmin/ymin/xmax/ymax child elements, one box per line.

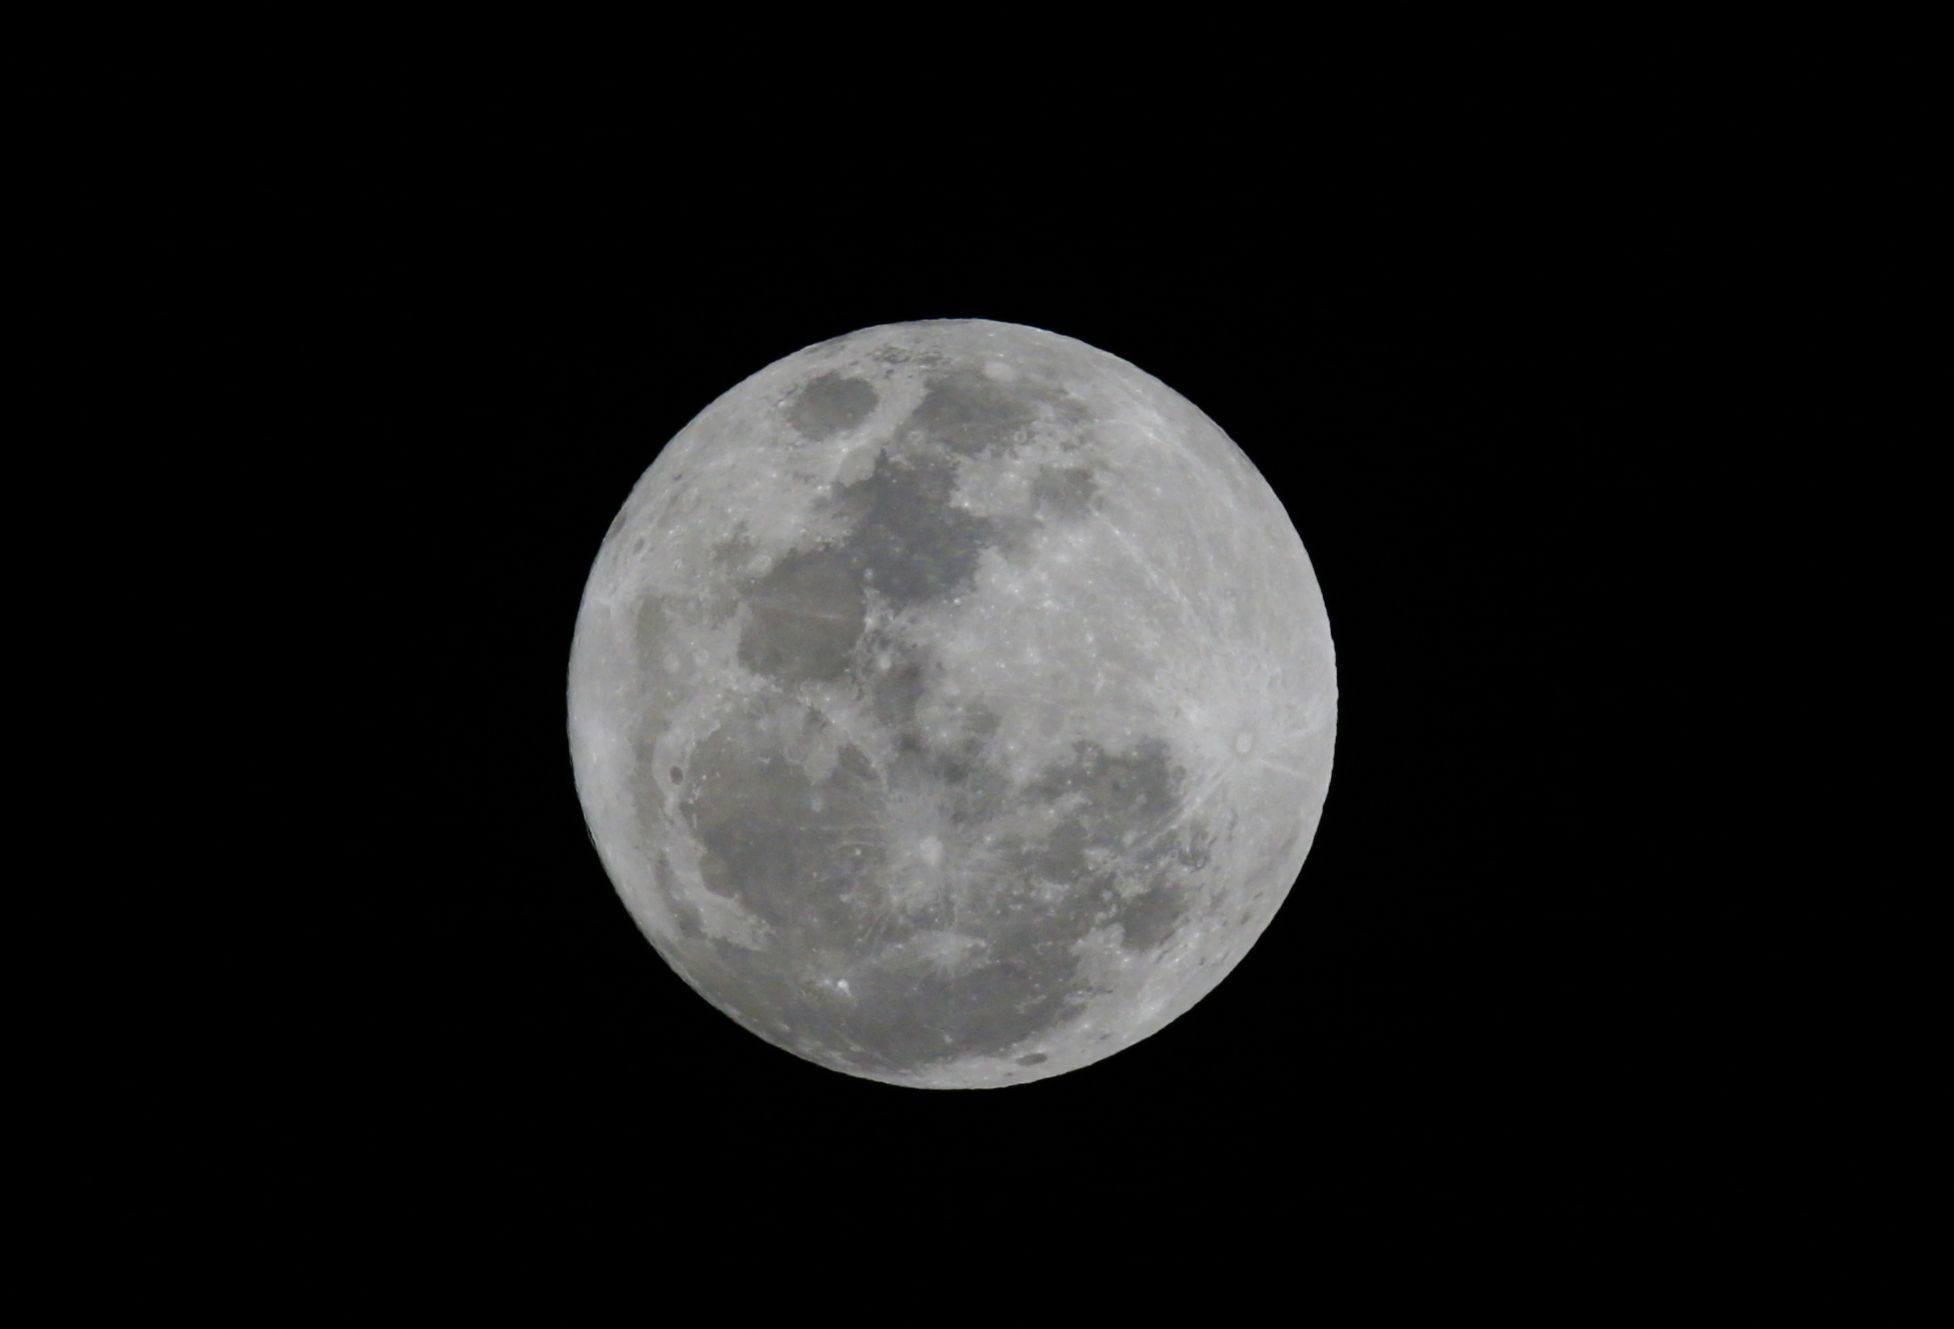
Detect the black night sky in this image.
<box><xmin>330</xmin><ymin>113</ymin><xmax>1630</xmax><ymax>1221</ymax></box>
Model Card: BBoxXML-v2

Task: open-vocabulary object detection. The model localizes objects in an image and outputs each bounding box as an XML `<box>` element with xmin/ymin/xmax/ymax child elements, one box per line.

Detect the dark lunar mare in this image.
<box><xmin>787</xmin><ymin>374</ymin><xmax>878</xmax><ymax>440</ymax></box>
<box><xmin>735</xmin><ymin>550</ymin><xmax>865</xmax><ymax>683</ymax></box>
<box><xmin>659</xmin><ymin>702</ymin><xmax>1213</xmax><ymax>1076</ymax></box>
<box><xmin>733</xmin><ymin>447</ymin><xmax>1007</xmax><ymax>687</ymax></box>
<box><xmin>895</xmin><ymin>366</ymin><xmax>1089</xmax><ymax>458</ymax></box>
<box><xmin>902</xmin><ymin>370</ymin><xmax>1039</xmax><ymax>456</ymax></box>
<box><xmin>828</xmin><ymin>450</ymin><xmax>1001</xmax><ymax>611</ymax></box>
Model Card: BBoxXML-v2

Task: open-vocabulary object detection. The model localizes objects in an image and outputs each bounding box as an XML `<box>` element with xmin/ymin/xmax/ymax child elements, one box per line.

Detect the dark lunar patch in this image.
<box><xmin>669</xmin><ymin>766</ymin><xmax>683</xmax><ymax>785</ymax></box>
<box><xmin>1016</xmin><ymin>1053</ymin><xmax>1048</xmax><ymax>1066</ymax></box>
<box><xmin>658</xmin><ymin>723</ymin><xmax>1198</xmax><ymax>1079</ymax></box>
<box><xmin>1030</xmin><ymin>465</ymin><xmax>1097</xmax><ymax>519</ymax></box>
<box><xmin>1014</xmin><ymin>818</ymin><xmax>1096</xmax><ymax>887</ymax></box>
<box><xmin>1003</xmin><ymin>739</ymin><xmax>1190</xmax><ymax>922</ymax></box>
<box><xmin>736</xmin><ymin>549</ymin><xmax>866</xmax><ymax>682</ymax></box>
<box><xmin>671</xmin><ymin>710</ymin><xmax>1097</xmax><ymax>1073</ymax></box>
<box><xmin>826</xmin><ymin>450</ymin><xmax>1000</xmax><ymax>609</ymax></box>
<box><xmin>788</xmin><ymin>374</ymin><xmax>878</xmax><ymax>440</ymax></box>
<box><xmin>1117</xmin><ymin>882</ymin><xmax>1186</xmax><ymax>951</ymax></box>
<box><xmin>900</xmin><ymin>370</ymin><xmax>1039</xmax><ymax>456</ymax></box>
<box><xmin>681</xmin><ymin>716</ymin><xmax>884</xmax><ymax>934</ymax></box>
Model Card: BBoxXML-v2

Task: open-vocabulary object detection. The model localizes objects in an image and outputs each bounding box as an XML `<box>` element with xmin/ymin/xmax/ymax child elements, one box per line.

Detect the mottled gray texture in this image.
<box><xmin>567</xmin><ymin>320</ymin><xmax>1336</xmax><ymax>1087</ymax></box>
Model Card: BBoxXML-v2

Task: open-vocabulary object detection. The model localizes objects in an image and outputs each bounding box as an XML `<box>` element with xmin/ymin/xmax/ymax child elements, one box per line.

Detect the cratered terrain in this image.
<box><xmin>568</xmin><ymin>319</ymin><xmax>1335</xmax><ymax>1087</ymax></box>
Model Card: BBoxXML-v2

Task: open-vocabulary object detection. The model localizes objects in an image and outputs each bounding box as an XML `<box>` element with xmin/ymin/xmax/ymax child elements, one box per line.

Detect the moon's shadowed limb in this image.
<box><xmin>567</xmin><ymin>320</ymin><xmax>1335</xmax><ymax>1087</ymax></box>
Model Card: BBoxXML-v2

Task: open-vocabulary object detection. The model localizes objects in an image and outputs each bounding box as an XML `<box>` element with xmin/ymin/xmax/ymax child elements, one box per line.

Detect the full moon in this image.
<box><xmin>567</xmin><ymin>320</ymin><xmax>1335</xmax><ymax>1087</ymax></box>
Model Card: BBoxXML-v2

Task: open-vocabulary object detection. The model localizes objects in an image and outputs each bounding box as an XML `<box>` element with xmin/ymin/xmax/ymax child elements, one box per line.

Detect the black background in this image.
<box><xmin>326</xmin><ymin>120</ymin><xmax>1631</xmax><ymax>1218</ymax></box>
<box><xmin>60</xmin><ymin>43</ymin><xmax>1875</xmax><ymax>1301</ymax></box>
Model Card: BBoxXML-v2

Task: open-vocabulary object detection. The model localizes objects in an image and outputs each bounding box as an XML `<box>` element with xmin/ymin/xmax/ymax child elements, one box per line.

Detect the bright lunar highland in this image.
<box><xmin>568</xmin><ymin>320</ymin><xmax>1335</xmax><ymax>1087</ymax></box>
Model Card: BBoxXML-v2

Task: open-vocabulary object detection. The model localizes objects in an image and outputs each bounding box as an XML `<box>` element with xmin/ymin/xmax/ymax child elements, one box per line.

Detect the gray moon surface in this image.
<box><xmin>567</xmin><ymin>319</ymin><xmax>1335</xmax><ymax>1088</ymax></box>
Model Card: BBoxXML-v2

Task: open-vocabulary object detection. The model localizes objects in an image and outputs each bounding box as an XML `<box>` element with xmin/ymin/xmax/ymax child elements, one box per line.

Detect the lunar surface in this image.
<box><xmin>567</xmin><ymin>320</ymin><xmax>1335</xmax><ymax>1087</ymax></box>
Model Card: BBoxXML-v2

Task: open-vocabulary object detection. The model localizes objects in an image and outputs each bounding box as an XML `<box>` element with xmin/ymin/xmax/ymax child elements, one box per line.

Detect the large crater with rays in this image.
<box><xmin>567</xmin><ymin>320</ymin><xmax>1335</xmax><ymax>1088</ymax></box>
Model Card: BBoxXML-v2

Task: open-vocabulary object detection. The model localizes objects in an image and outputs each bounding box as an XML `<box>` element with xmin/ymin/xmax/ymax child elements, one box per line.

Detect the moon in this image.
<box><xmin>567</xmin><ymin>319</ymin><xmax>1335</xmax><ymax>1087</ymax></box>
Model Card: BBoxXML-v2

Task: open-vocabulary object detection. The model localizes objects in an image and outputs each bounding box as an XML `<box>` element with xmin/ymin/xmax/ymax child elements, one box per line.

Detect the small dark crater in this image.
<box><xmin>670</xmin><ymin>766</ymin><xmax>684</xmax><ymax>785</ymax></box>
<box><xmin>788</xmin><ymin>374</ymin><xmax>878</xmax><ymax>440</ymax></box>
<box><xmin>1016</xmin><ymin>1053</ymin><xmax>1048</xmax><ymax>1066</ymax></box>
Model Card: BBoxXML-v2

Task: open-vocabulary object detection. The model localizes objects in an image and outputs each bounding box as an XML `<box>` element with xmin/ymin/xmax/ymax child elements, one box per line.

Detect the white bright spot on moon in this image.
<box><xmin>567</xmin><ymin>319</ymin><xmax>1336</xmax><ymax>1089</ymax></box>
